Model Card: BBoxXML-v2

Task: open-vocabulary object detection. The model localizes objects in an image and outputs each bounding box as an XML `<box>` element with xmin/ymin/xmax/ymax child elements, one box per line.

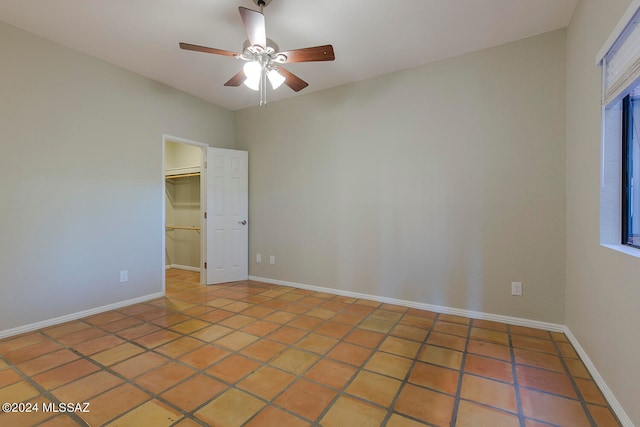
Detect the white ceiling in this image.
<box><xmin>0</xmin><ymin>0</ymin><xmax>577</xmax><ymax>111</ymax></box>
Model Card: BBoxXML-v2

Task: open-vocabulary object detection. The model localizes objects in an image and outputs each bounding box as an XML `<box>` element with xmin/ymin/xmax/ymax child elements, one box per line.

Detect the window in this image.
<box><xmin>598</xmin><ymin>1</ymin><xmax>640</xmax><ymax>254</ymax></box>
<box><xmin>622</xmin><ymin>89</ymin><xmax>640</xmax><ymax>248</ymax></box>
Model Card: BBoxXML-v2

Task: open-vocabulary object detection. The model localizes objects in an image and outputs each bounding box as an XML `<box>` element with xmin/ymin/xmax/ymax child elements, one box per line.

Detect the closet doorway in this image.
<box><xmin>164</xmin><ymin>137</ymin><xmax>206</xmax><ymax>284</ymax></box>
<box><xmin>162</xmin><ymin>135</ymin><xmax>249</xmax><ymax>287</ymax></box>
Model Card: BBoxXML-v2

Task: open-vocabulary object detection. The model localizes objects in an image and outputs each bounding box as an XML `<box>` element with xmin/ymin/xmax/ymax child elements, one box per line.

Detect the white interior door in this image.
<box><xmin>206</xmin><ymin>147</ymin><xmax>248</xmax><ymax>284</ymax></box>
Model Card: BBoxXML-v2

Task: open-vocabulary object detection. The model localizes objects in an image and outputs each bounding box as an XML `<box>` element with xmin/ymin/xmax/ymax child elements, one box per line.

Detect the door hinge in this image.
<box><xmin>204</xmin><ymin>212</ymin><xmax>207</xmax><ymax>219</ymax></box>
<box><xmin>204</xmin><ymin>262</ymin><xmax>207</xmax><ymax>269</ymax></box>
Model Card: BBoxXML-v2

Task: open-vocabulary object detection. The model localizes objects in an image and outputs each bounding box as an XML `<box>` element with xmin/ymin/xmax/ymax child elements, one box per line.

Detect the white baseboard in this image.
<box><xmin>0</xmin><ymin>292</ymin><xmax>165</xmax><ymax>340</ymax></box>
<box><xmin>166</xmin><ymin>264</ymin><xmax>200</xmax><ymax>272</ymax></box>
<box><xmin>563</xmin><ymin>329</ymin><xmax>634</xmax><ymax>427</ymax></box>
<box><xmin>249</xmin><ymin>275</ymin><xmax>633</xmax><ymax>426</ymax></box>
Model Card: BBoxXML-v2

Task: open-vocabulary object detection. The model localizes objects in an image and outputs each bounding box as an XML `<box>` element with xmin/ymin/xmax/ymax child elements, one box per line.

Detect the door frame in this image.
<box><xmin>162</xmin><ymin>134</ymin><xmax>208</xmax><ymax>290</ymax></box>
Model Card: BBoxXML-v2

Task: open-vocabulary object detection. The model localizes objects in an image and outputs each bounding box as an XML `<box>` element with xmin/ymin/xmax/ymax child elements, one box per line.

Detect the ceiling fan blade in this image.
<box><xmin>278</xmin><ymin>67</ymin><xmax>309</xmax><ymax>92</ymax></box>
<box><xmin>239</xmin><ymin>7</ymin><xmax>266</xmax><ymax>48</ymax></box>
<box><xmin>279</xmin><ymin>45</ymin><xmax>335</xmax><ymax>63</ymax></box>
<box><xmin>224</xmin><ymin>70</ymin><xmax>247</xmax><ymax>87</ymax></box>
<box><xmin>179</xmin><ymin>43</ymin><xmax>239</xmax><ymax>57</ymax></box>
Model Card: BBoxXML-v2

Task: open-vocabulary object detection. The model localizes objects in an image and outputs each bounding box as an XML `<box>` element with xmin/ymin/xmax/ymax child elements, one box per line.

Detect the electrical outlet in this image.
<box><xmin>120</xmin><ymin>270</ymin><xmax>128</xmax><ymax>283</ymax></box>
<box><xmin>256</xmin><ymin>253</ymin><xmax>262</xmax><ymax>263</ymax></box>
<box><xmin>269</xmin><ymin>255</ymin><xmax>275</xmax><ymax>265</ymax></box>
<box><xmin>511</xmin><ymin>282</ymin><xmax>523</xmax><ymax>296</ymax></box>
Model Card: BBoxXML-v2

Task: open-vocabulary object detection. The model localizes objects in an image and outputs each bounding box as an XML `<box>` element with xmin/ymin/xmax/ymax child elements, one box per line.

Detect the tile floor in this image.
<box><xmin>0</xmin><ymin>269</ymin><xmax>622</xmax><ymax>426</ymax></box>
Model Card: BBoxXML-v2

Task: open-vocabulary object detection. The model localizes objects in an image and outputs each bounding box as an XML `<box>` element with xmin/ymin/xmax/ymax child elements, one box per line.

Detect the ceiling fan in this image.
<box><xmin>179</xmin><ymin>0</ymin><xmax>335</xmax><ymax>107</ymax></box>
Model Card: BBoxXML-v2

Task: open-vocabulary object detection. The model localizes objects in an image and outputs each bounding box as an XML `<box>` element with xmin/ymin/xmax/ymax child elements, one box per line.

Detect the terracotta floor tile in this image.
<box><xmin>0</xmin><ymin>368</ymin><xmax>22</xmax><ymax>388</ymax></box>
<box><xmin>0</xmin><ymin>395</ymin><xmax>56</xmax><ymax>426</ymax></box>
<box><xmin>512</xmin><ymin>335</ymin><xmax>557</xmax><ymax>355</ymax></box>
<box><xmin>314</xmin><ymin>321</ymin><xmax>352</xmax><ymax>339</ymax></box>
<box><xmin>180</xmin><ymin>304</ymin><xmax>214</xmax><ymax>317</ymax></box>
<box><xmin>53</xmin><ymin>371</ymin><xmax>123</xmax><ymax>401</ymax></box>
<box><xmin>470</xmin><ymin>327</ymin><xmax>509</xmax><ymax>345</ymax></box>
<box><xmin>409</xmin><ymin>361</ymin><xmax>459</xmax><ymax>395</ymax></box>
<box><xmin>511</xmin><ymin>325</ymin><xmax>551</xmax><ymax>339</ymax></box>
<box><xmin>321</xmin><ymin>395</ymin><xmax>387</xmax><ymax>427</ymax></box>
<box><xmin>295</xmin><ymin>333</ymin><xmax>339</xmax><ymax>355</ymax></box>
<box><xmin>200</xmin><ymin>309</ymin><xmax>234</xmax><ymax>323</ymax></box>
<box><xmin>264</xmin><ymin>310</ymin><xmax>299</xmax><ymax>324</ymax></box>
<box><xmin>460</xmin><ymin>374</ymin><xmax>518</xmax><ymax>413</ymax></box>
<box><xmin>346</xmin><ymin>370</ymin><xmax>402</xmax><ymax>406</ymax></box>
<box><xmin>85</xmin><ymin>311</ymin><xmax>127</xmax><ymax>326</ymax></box>
<box><xmin>387</xmin><ymin>413</ymin><xmax>431</xmax><ymax>427</ymax></box>
<box><xmin>565</xmin><ymin>358</ymin><xmax>590</xmax><ymax>378</ymax></box>
<box><xmin>433</xmin><ymin>321</ymin><xmax>469</xmax><ymax>337</ymax></box>
<box><xmin>419</xmin><ymin>344</ymin><xmax>463</xmax><ymax>370</ymax></box>
<box><xmin>214</xmin><ymin>331</ymin><xmax>259</xmax><ymax>351</ymax></box>
<box><xmin>365</xmin><ymin>352</ymin><xmax>413</xmax><ymax>380</ymax></box>
<box><xmin>3</xmin><ymin>340</ymin><xmax>63</xmax><ymax>364</ymax></box>
<box><xmin>16</xmin><ymin>349</ymin><xmax>80</xmax><ymax>375</ymax></box>
<box><xmin>90</xmin><ymin>342</ymin><xmax>145</xmax><ymax>367</ymax></box>
<box><xmin>306</xmin><ymin>307</ymin><xmax>338</xmax><ymax>320</ymax></box>
<box><xmin>242</xmin><ymin>305</ymin><xmax>275</xmax><ymax>319</ymax></box>
<box><xmin>111</xmin><ymin>352</ymin><xmax>169</xmax><ymax>378</ymax></box>
<box><xmin>371</xmin><ymin>309</ymin><xmax>403</xmax><ymax>323</ymax></box>
<box><xmin>101</xmin><ymin>316</ymin><xmax>144</xmax><ymax>333</ymax></box>
<box><xmin>237</xmin><ymin>366</ymin><xmax>295</xmax><ymax>399</ymax></box>
<box><xmin>245</xmin><ymin>406</ymin><xmax>310</xmax><ymax>427</ymax></box>
<box><xmin>391</xmin><ymin>324</ymin><xmax>428</xmax><ymax>342</ymax></box>
<box><xmin>155</xmin><ymin>336</ymin><xmax>204</xmax><ymax>358</ymax></box>
<box><xmin>219</xmin><ymin>314</ymin><xmax>256</xmax><ymax>329</ymax></box>
<box><xmin>0</xmin><ymin>380</ymin><xmax>40</xmax><ymax>403</ymax></box>
<box><xmin>575</xmin><ymin>377</ymin><xmax>607</xmax><ymax>405</ymax></box>
<box><xmin>190</xmin><ymin>324</ymin><xmax>234</xmax><ymax>342</ymax></box>
<box><xmin>465</xmin><ymin>354</ymin><xmax>513</xmax><ymax>383</ymax></box>
<box><xmin>241</xmin><ymin>320</ymin><xmax>280</xmax><ymax>336</ymax></box>
<box><xmin>133</xmin><ymin>329</ymin><xmax>181</xmax><ymax>349</ymax></box>
<box><xmin>267</xmin><ymin>326</ymin><xmax>308</xmax><ymax>345</ymax></box>
<box><xmin>455</xmin><ymin>400</ymin><xmax>520</xmax><ymax>427</ymax></box>
<box><xmin>399</xmin><ymin>314</ymin><xmax>435</xmax><ymax>329</ymax></box>
<box><xmin>105</xmin><ymin>399</ymin><xmax>181</xmax><ymax>427</ymax></box>
<box><xmin>557</xmin><ymin>341</ymin><xmax>579</xmax><ymax>359</ymax></box>
<box><xmin>380</xmin><ymin>336</ymin><xmax>422</xmax><ymax>358</ymax></box>
<box><xmin>395</xmin><ymin>383</ymin><xmax>455</xmax><ymax>426</ymax></box>
<box><xmin>358</xmin><ymin>318</ymin><xmax>394</xmax><ymax>333</ymax></box>
<box><xmin>134</xmin><ymin>362</ymin><xmax>195</xmax><ymax>394</ymax></box>
<box><xmin>520</xmin><ymin>388</ymin><xmax>590</xmax><ymax>426</ymax></box>
<box><xmin>514</xmin><ymin>348</ymin><xmax>564</xmax><ymax>373</ymax></box>
<box><xmin>195</xmin><ymin>388</ymin><xmax>265</xmax><ymax>427</ymax></box>
<box><xmin>115</xmin><ymin>322</ymin><xmax>161</xmax><ymax>340</ymax></box>
<box><xmin>179</xmin><ymin>344</ymin><xmax>230</xmax><ymax>370</ymax></box>
<box><xmin>516</xmin><ymin>365</ymin><xmax>577</xmax><ymax>398</ymax></box>
<box><xmin>288</xmin><ymin>315</ymin><xmax>324</xmax><ymax>331</ymax></box>
<box><xmin>38</xmin><ymin>415</ymin><xmax>82</xmax><ymax>427</ymax></box>
<box><xmin>472</xmin><ymin>319</ymin><xmax>508</xmax><ymax>332</ymax></box>
<box><xmin>0</xmin><ymin>333</ymin><xmax>47</xmax><ymax>354</ymax></box>
<box><xmin>161</xmin><ymin>374</ymin><xmax>227</xmax><ymax>411</ymax></box>
<box><xmin>274</xmin><ymin>378</ymin><xmax>337</xmax><ymax>421</ymax></box>
<box><xmin>151</xmin><ymin>313</ymin><xmax>191</xmax><ymax>328</ymax></box>
<box><xmin>206</xmin><ymin>354</ymin><xmax>260</xmax><ymax>383</ymax></box>
<box><xmin>169</xmin><ymin>318</ymin><xmax>210</xmax><ymax>334</ymax></box>
<box><xmin>327</xmin><ymin>342</ymin><xmax>372</xmax><ymax>366</ymax></box>
<box><xmin>304</xmin><ymin>359</ymin><xmax>357</xmax><ymax>389</ymax></box>
<box><xmin>43</xmin><ymin>321</ymin><xmax>91</xmax><ymax>338</ymax></box>
<box><xmin>427</xmin><ymin>331</ymin><xmax>467</xmax><ymax>352</ymax></box>
<box><xmin>270</xmin><ymin>348</ymin><xmax>318</xmax><ymax>375</ymax></box>
<box><xmin>588</xmin><ymin>404</ymin><xmax>622</xmax><ymax>427</ymax></box>
<box><xmin>78</xmin><ymin>383</ymin><xmax>150</xmax><ymax>426</ymax></box>
<box><xmin>344</xmin><ymin>329</ymin><xmax>385</xmax><ymax>348</ymax></box>
<box><xmin>33</xmin><ymin>359</ymin><xmax>100</xmax><ymax>389</ymax></box>
<box><xmin>468</xmin><ymin>339</ymin><xmax>512</xmax><ymax>362</ymax></box>
<box><xmin>332</xmin><ymin>313</ymin><xmax>363</xmax><ymax>326</ymax></box>
<box><xmin>551</xmin><ymin>331</ymin><xmax>569</xmax><ymax>343</ymax></box>
<box><xmin>240</xmin><ymin>339</ymin><xmax>287</xmax><ymax>362</ymax></box>
<box><xmin>225</xmin><ymin>301</ymin><xmax>253</xmax><ymax>312</ymax></box>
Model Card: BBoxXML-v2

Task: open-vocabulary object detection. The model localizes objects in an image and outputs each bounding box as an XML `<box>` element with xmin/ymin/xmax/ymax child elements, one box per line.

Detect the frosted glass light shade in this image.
<box><xmin>267</xmin><ymin>69</ymin><xmax>285</xmax><ymax>89</ymax></box>
<box><xmin>243</xmin><ymin>61</ymin><xmax>261</xmax><ymax>91</ymax></box>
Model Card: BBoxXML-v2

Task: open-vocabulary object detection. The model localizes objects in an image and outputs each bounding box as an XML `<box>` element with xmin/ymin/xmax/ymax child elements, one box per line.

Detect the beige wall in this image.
<box><xmin>236</xmin><ymin>30</ymin><xmax>566</xmax><ymax>323</ymax></box>
<box><xmin>0</xmin><ymin>21</ymin><xmax>234</xmax><ymax>331</ymax></box>
<box><xmin>566</xmin><ymin>0</ymin><xmax>640</xmax><ymax>423</ymax></box>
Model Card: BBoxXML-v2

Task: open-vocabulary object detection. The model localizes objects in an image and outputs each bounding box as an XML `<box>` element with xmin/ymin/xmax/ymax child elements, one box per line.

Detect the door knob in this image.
<box><xmin>239</xmin><ymin>220</ymin><xmax>247</xmax><ymax>225</ymax></box>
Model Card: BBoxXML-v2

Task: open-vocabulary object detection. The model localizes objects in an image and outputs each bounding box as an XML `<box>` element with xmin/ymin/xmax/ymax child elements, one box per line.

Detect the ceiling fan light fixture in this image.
<box><xmin>267</xmin><ymin>69</ymin><xmax>285</xmax><ymax>89</ymax></box>
<box><xmin>242</xmin><ymin>61</ymin><xmax>261</xmax><ymax>90</ymax></box>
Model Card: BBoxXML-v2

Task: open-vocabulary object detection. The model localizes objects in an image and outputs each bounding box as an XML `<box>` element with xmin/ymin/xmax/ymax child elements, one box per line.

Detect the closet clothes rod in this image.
<box><xmin>165</xmin><ymin>172</ymin><xmax>200</xmax><ymax>179</ymax></box>
<box><xmin>165</xmin><ymin>226</ymin><xmax>201</xmax><ymax>231</ymax></box>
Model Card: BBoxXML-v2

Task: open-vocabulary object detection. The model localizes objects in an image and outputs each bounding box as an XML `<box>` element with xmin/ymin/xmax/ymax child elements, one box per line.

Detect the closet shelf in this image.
<box><xmin>165</xmin><ymin>172</ymin><xmax>200</xmax><ymax>180</ymax></box>
<box><xmin>165</xmin><ymin>225</ymin><xmax>201</xmax><ymax>231</ymax></box>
